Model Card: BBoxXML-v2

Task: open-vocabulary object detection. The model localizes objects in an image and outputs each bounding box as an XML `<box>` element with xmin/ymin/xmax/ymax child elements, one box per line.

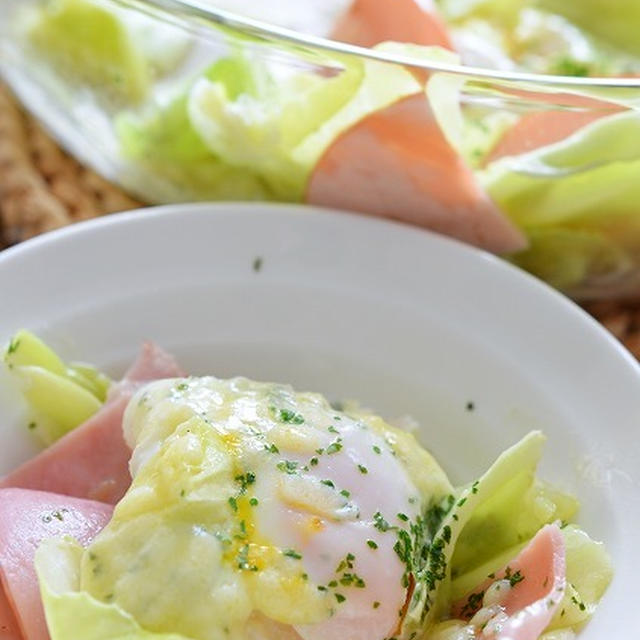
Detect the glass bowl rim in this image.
<box><xmin>119</xmin><ymin>0</ymin><xmax>640</xmax><ymax>89</ymax></box>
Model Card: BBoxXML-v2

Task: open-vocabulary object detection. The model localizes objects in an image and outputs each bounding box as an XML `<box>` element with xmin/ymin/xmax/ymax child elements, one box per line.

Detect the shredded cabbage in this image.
<box><xmin>401</xmin><ymin>431</ymin><xmax>610</xmax><ymax>638</ymax></box>
<box><xmin>35</xmin><ymin>538</ymin><xmax>190</xmax><ymax>640</ymax></box>
<box><xmin>402</xmin><ymin>432</ymin><xmax>547</xmax><ymax>633</ymax></box>
<box><xmin>3</xmin><ymin>330</ymin><xmax>110</xmax><ymax>444</ymax></box>
<box><xmin>483</xmin><ymin>111</ymin><xmax>640</xmax><ymax>290</ymax></box>
<box><xmin>547</xmin><ymin>525</ymin><xmax>613</xmax><ymax>631</ymax></box>
<box><xmin>28</xmin><ymin>0</ymin><xmax>191</xmax><ymax>103</ymax></box>
<box><xmin>436</xmin><ymin>0</ymin><xmax>640</xmax><ymax>76</ymax></box>
<box><xmin>537</xmin><ymin>0</ymin><xmax>640</xmax><ymax>57</ymax></box>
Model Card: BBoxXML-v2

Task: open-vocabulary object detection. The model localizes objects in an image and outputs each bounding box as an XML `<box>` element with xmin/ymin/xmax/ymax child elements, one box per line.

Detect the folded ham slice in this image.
<box><xmin>486</xmin><ymin>91</ymin><xmax>624</xmax><ymax>164</ymax></box>
<box><xmin>323</xmin><ymin>3</ymin><xmax>528</xmax><ymax>254</ymax></box>
<box><xmin>453</xmin><ymin>524</ymin><xmax>566</xmax><ymax>640</ymax></box>
<box><xmin>307</xmin><ymin>93</ymin><xmax>527</xmax><ymax>254</ymax></box>
<box><xmin>0</xmin><ymin>342</ymin><xmax>183</xmax><ymax>504</ymax></box>
<box><xmin>0</xmin><ymin>488</ymin><xmax>113</xmax><ymax>640</ymax></box>
<box><xmin>331</xmin><ymin>0</ymin><xmax>454</xmax><ymax>50</ymax></box>
<box><xmin>0</xmin><ymin>589</ymin><xmax>20</xmax><ymax>640</ymax></box>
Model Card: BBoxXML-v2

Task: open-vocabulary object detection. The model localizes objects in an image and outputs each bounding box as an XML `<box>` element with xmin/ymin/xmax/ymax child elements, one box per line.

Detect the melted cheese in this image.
<box><xmin>81</xmin><ymin>376</ymin><xmax>452</xmax><ymax>640</ymax></box>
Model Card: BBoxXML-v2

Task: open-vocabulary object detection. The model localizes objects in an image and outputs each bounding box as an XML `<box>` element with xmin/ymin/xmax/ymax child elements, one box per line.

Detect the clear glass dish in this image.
<box><xmin>2</xmin><ymin>0</ymin><xmax>640</xmax><ymax>300</ymax></box>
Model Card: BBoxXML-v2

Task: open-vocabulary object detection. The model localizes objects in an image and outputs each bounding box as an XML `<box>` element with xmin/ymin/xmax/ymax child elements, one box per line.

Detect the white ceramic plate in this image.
<box><xmin>1</xmin><ymin>203</ymin><xmax>638</xmax><ymax>637</ymax></box>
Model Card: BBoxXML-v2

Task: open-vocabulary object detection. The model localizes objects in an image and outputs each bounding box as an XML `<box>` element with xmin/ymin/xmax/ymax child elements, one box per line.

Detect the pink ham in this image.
<box><xmin>0</xmin><ymin>488</ymin><xmax>113</xmax><ymax>640</ymax></box>
<box><xmin>114</xmin><ymin>340</ymin><xmax>183</xmax><ymax>388</ymax></box>
<box><xmin>307</xmin><ymin>93</ymin><xmax>527</xmax><ymax>254</ymax></box>
<box><xmin>453</xmin><ymin>524</ymin><xmax>566</xmax><ymax>640</ymax></box>
<box><xmin>0</xmin><ymin>342</ymin><xmax>184</xmax><ymax>504</ymax></box>
<box><xmin>0</xmin><ymin>589</ymin><xmax>20</xmax><ymax>640</ymax></box>
<box><xmin>331</xmin><ymin>0</ymin><xmax>454</xmax><ymax>50</ymax></box>
<box><xmin>487</xmin><ymin>110</ymin><xmax>612</xmax><ymax>164</ymax></box>
<box><xmin>486</xmin><ymin>91</ymin><xmax>623</xmax><ymax>164</ymax></box>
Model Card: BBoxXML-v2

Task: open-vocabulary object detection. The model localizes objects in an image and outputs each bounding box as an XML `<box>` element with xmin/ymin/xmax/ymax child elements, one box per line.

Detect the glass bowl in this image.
<box><xmin>2</xmin><ymin>0</ymin><xmax>640</xmax><ymax>300</ymax></box>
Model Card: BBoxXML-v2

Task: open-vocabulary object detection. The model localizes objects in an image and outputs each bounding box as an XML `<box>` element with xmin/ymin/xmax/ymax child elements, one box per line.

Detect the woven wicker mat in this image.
<box><xmin>1</xmin><ymin>83</ymin><xmax>639</xmax><ymax>358</ymax></box>
<box><xmin>0</xmin><ymin>83</ymin><xmax>140</xmax><ymax>245</ymax></box>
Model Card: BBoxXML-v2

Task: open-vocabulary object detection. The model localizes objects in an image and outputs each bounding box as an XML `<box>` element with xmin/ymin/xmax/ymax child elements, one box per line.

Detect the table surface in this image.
<box><xmin>1</xmin><ymin>83</ymin><xmax>639</xmax><ymax>359</ymax></box>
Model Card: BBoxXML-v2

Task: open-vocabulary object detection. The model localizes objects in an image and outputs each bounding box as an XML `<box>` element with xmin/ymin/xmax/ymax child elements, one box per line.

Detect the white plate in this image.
<box><xmin>1</xmin><ymin>203</ymin><xmax>638</xmax><ymax>637</ymax></box>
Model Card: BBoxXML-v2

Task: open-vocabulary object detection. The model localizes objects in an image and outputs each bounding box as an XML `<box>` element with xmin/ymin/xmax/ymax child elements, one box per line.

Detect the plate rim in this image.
<box><xmin>2</xmin><ymin>200</ymin><xmax>638</xmax><ymax>379</ymax></box>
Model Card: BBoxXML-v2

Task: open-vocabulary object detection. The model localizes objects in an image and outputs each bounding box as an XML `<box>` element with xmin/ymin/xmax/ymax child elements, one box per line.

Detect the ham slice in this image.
<box><xmin>487</xmin><ymin>91</ymin><xmax>623</xmax><ymax>163</ymax></box>
<box><xmin>307</xmin><ymin>93</ymin><xmax>527</xmax><ymax>253</ymax></box>
<box><xmin>0</xmin><ymin>342</ymin><xmax>183</xmax><ymax>504</ymax></box>
<box><xmin>0</xmin><ymin>488</ymin><xmax>113</xmax><ymax>640</ymax></box>
<box><xmin>115</xmin><ymin>341</ymin><xmax>183</xmax><ymax>387</ymax></box>
<box><xmin>487</xmin><ymin>110</ymin><xmax>610</xmax><ymax>163</ymax></box>
<box><xmin>0</xmin><ymin>589</ymin><xmax>20</xmax><ymax>640</ymax></box>
<box><xmin>453</xmin><ymin>524</ymin><xmax>566</xmax><ymax>640</ymax></box>
<box><xmin>331</xmin><ymin>0</ymin><xmax>454</xmax><ymax>50</ymax></box>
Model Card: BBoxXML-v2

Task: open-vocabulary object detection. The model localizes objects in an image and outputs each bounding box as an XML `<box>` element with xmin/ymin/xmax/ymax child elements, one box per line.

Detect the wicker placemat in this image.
<box><xmin>1</xmin><ymin>82</ymin><xmax>639</xmax><ymax>358</ymax></box>
<box><xmin>0</xmin><ymin>83</ymin><xmax>141</xmax><ymax>247</ymax></box>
